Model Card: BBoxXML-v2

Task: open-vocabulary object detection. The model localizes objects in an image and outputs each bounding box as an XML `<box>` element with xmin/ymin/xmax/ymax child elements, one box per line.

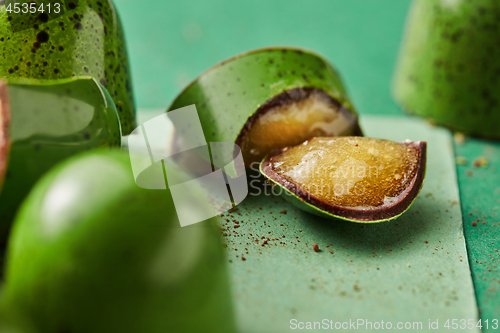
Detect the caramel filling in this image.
<box><xmin>271</xmin><ymin>137</ymin><xmax>418</xmax><ymax>209</ymax></box>
<box><xmin>240</xmin><ymin>91</ymin><xmax>358</xmax><ymax>167</ymax></box>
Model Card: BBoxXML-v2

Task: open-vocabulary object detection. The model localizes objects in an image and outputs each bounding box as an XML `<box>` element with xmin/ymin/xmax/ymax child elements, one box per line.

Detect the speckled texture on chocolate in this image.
<box><xmin>169</xmin><ymin>47</ymin><xmax>361</xmax><ymax>171</ymax></box>
<box><xmin>0</xmin><ymin>0</ymin><xmax>136</xmax><ymax>134</ymax></box>
<box><xmin>394</xmin><ymin>0</ymin><xmax>500</xmax><ymax>139</ymax></box>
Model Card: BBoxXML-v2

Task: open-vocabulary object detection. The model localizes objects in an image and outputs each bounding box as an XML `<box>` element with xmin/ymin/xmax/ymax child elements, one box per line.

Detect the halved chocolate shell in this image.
<box><xmin>260</xmin><ymin>137</ymin><xmax>427</xmax><ymax>223</ymax></box>
<box><xmin>169</xmin><ymin>47</ymin><xmax>362</xmax><ymax>169</ymax></box>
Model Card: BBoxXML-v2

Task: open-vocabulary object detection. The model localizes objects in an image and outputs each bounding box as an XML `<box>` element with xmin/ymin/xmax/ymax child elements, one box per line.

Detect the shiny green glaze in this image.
<box><xmin>0</xmin><ymin>0</ymin><xmax>136</xmax><ymax>134</ymax></box>
<box><xmin>0</xmin><ymin>77</ymin><xmax>121</xmax><ymax>240</ymax></box>
<box><xmin>169</xmin><ymin>47</ymin><xmax>359</xmax><ymax>159</ymax></box>
<box><xmin>393</xmin><ymin>0</ymin><xmax>500</xmax><ymax>139</ymax></box>
<box><xmin>4</xmin><ymin>150</ymin><xmax>236</xmax><ymax>333</ymax></box>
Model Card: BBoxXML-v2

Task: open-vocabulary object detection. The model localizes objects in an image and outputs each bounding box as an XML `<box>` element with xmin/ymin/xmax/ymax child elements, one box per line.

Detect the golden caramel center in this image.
<box><xmin>271</xmin><ymin>137</ymin><xmax>419</xmax><ymax>209</ymax></box>
<box><xmin>240</xmin><ymin>91</ymin><xmax>358</xmax><ymax>168</ymax></box>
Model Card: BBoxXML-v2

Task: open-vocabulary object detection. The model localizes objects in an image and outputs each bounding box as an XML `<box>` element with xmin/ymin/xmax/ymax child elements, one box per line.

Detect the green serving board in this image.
<box><xmin>117</xmin><ymin>0</ymin><xmax>499</xmax><ymax>328</ymax></box>
<box><xmin>455</xmin><ymin>138</ymin><xmax>500</xmax><ymax>333</ymax></box>
<box><xmin>135</xmin><ymin>110</ymin><xmax>479</xmax><ymax>332</ymax></box>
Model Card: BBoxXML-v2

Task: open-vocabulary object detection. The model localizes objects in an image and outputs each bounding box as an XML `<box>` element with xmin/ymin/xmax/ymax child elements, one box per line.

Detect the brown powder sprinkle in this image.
<box><xmin>472</xmin><ymin>156</ymin><xmax>489</xmax><ymax>168</ymax></box>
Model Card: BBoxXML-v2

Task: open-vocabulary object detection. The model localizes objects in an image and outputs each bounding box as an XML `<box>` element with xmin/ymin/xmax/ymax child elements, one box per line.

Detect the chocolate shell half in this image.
<box><xmin>260</xmin><ymin>137</ymin><xmax>427</xmax><ymax>223</ymax></box>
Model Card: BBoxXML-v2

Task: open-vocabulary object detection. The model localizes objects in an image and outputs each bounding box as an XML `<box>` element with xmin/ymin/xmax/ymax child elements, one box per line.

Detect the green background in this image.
<box><xmin>113</xmin><ymin>0</ymin><xmax>500</xmax><ymax>328</ymax></box>
<box><xmin>113</xmin><ymin>0</ymin><xmax>408</xmax><ymax>115</ymax></box>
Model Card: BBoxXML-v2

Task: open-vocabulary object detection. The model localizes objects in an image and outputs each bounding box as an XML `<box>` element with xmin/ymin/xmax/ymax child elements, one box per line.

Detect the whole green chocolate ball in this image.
<box><xmin>3</xmin><ymin>150</ymin><xmax>236</xmax><ymax>333</ymax></box>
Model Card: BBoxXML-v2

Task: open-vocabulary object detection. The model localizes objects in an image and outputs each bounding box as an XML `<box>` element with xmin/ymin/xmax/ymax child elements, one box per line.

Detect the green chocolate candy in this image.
<box><xmin>0</xmin><ymin>0</ymin><xmax>136</xmax><ymax>134</ymax></box>
<box><xmin>260</xmin><ymin>138</ymin><xmax>427</xmax><ymax>224</ymax></box>
<box><xmin>0</xmin><ymin>77</ymin><xmax>121</xmax><ymax>240</ymax></box>
<box><xmin>393</xmin><ymin>0</ymin><xmax>500</xmax><ymax>139</ymax></box>
<box><xmin>169</xmin><ymin>47</ymin><xmax>362</xmax><ymax>169</ymax></box>
<box><xmin>3</xmin><ymin>150</ymin><xmax>236</xmax><ymax>333</ymax></box>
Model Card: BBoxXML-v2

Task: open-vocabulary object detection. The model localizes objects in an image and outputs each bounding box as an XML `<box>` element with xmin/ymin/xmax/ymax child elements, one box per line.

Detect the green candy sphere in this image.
<box><xmin>3</xmin><ymin>150</ymin><xmax>236</xmax><ymax>333</ymax></box>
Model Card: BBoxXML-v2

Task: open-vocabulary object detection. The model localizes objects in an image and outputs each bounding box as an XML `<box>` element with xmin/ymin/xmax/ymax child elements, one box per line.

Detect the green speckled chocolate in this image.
<box><xmin>393</xmin><ymin>0</ymin><xmax>500</xmax><ymax>139</ymax></box>
<box><xmin>0</xmin><ymin>0</ymin><xmax>136</xmax><ymax>134</ymax></box>
<box><xmin>169</xmin><ymin>47</ymin><xmax>361</xmax><ymax>167</ymax></box>
<box><xmin>0</xmin><ymin>77</ymin><xmax>121</xmax><ymax>240</ymax></box>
